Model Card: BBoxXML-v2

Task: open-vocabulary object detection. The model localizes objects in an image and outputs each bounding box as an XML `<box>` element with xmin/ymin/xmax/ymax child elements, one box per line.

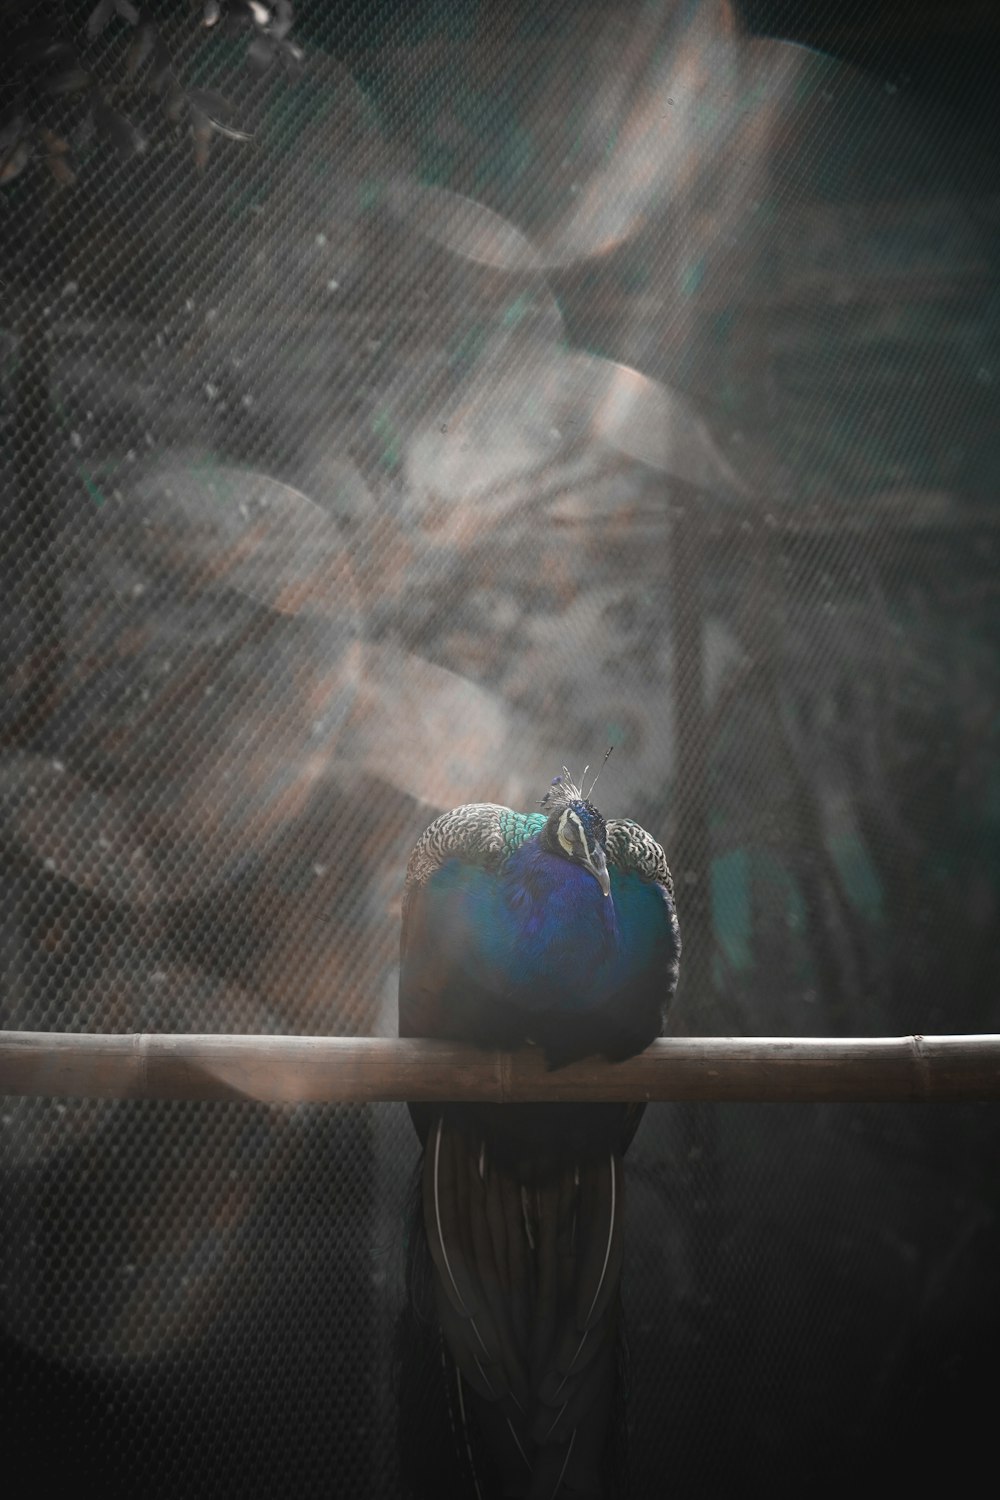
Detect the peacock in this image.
<box><xmin>398</xmin><ymin>765</ymin><xmax>681</xmax><ymax>1498</ymax></box>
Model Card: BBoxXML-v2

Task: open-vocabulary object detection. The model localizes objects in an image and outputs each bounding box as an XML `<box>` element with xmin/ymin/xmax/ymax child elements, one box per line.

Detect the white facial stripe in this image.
<box><xmin>556</xmin><ymin>808</ymin><xmax>585</xmax><ymax>858</ymax></box>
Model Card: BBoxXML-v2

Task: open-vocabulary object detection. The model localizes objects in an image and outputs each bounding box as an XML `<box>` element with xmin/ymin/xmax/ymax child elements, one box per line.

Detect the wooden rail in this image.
<box><xmin>1</xmin><ymin>1033</ymin><xmax>998</xmax><ymax>1104</ymax></box>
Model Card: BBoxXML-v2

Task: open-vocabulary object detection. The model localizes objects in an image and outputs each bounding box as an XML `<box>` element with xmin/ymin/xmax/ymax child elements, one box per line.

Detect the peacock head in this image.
<box><xmin>539</xmin><ymin>768</ymin><xmax>611</xmax><ymax>897</ymax></box>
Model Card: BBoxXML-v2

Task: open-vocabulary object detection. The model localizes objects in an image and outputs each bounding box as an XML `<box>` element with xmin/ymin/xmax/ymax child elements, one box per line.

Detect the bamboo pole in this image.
<box><xmin>0</xmin><ymin>1033</ymin><xmax>998</xmax><ymax>1105</ymax></box>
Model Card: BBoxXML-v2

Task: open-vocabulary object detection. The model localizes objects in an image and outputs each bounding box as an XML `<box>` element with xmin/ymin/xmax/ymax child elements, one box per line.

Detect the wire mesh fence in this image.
<box><xmin>1</xmin><ymin>2</ymin><xmax>998</xmax><ymax>1496</ymax></box>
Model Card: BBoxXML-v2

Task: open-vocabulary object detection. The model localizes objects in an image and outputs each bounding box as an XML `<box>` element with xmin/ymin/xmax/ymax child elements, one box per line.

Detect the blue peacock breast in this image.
<box><xmin>494</xmin><ymin>843</ymin><xmax>621</xmax><ymax>1013</ymax></box>
<box><xmin>423</xmin><ymin>834</ymin><xmax>672</xmax><ymax>1031</ymax></box>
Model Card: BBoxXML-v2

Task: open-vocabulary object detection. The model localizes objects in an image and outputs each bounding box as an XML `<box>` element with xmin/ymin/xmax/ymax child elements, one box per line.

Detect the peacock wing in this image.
<box><xmin>399</xmin><ymin>801</ymin><xmax>547</xmax><ymax>1049</ymax></box>
<box><xmin>402</xmin><ymin>802</ymin><xmax>546</xmax><ymax>904</ymax></box>
<box><xmin>604</xmin><ymin>816</ymin><xmax>676</xmax><ymax>897</ymax></box>
<box><xmin>604</xmin><ymin>817</ymin><xmax>682</xmax><ymax>1048</ymax></box>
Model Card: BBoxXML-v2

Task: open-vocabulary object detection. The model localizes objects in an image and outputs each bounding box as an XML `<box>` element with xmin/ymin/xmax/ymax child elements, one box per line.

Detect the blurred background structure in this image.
<box><xmin>1</xmin><ymin>1</ymin><xmax>997</xmax><ymax>1494</ymax></box>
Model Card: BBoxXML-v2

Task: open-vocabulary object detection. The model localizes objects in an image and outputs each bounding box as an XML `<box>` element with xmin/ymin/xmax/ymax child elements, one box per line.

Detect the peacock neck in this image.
<box><xmin>499</xmin><ymin>836</ymin><xmax>619</xmax><ymax>951</ymax></box>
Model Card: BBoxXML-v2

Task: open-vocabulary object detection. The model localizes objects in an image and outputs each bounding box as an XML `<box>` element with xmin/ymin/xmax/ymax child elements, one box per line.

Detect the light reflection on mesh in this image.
<box><xmin>1</xmin><ymin>3</ymin><xmax>997</xmax><ymax>1497</ymax></box>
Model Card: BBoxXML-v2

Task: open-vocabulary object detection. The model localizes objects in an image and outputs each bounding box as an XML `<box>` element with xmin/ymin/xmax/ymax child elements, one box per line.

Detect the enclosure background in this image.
<box><xmin>1</xmin><ymin>2</ymin><xmax>997</xmax><ymax>1496</ymax></box>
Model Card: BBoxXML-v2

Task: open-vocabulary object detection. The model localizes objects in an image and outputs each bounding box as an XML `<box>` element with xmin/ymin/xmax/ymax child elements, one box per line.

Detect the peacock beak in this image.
<box><xmin>586</xmin><ymin>845</ymin><xmax>611</xmax><ymax>898</ymax></box>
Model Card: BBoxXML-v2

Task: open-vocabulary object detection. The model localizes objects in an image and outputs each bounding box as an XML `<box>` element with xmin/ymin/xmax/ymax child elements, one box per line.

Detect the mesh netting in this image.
<box><xmin>1</xmin><ymin>2</ymin><xmax>997</xmax><ymax>1496</ymax></box>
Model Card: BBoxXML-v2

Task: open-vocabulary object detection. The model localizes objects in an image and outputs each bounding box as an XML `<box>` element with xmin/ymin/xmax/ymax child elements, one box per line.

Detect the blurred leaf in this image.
<box><xmin>0</xmin><ymin>752</ymin><xmax>160</xmax><ymax>908</ymax></box>
<box><xmin>15</xmin><ymin>35</ymin><xmax>76</xmax><ymax>67</ymax></box>
<box><xmin>542</xmin><ymin>0</ymin><xmax>740</xmax><ymax>264</ymax></box>
<box><xmin>162</xmin><ymin>76</ymin><xmax>188</xmax><ymax>123</ymax></box>
<box><xmin>187</xmin><ymin>86</ymin><xmax>234</xmax><ymax>121</ymax></box>
<box><xmin>92</xmin><ymin>91</ymin><xmax>145</xmax><ymax>156</ymax></box>
<box><xmin>145</xmin><ymin>34</ymin><xmax>177</xmax><ymax>94</ymax></box>
<box><xmin>124</xmin><ymin>20</ymin><xmax>159</xmax><ymax>78</ymax></box>
<box><xmin>42</xmin><ymin>150</ymin><xmax>76</xmax><ymax>186</ymax></box>
<box><xmin>191</xmin><ymin>113</ymin><xmax>213</xmax><ymax>168</ymax></box>
<box><xmin>405</xmin><ymin>343</ymin><xmax>743</xmax><ymax>509</ymax></box>
<box><xmin>577</xmin><ymin>354</ymin><xmax>747</xmax><ymax>495</ymax></box>
<box><xmin>41</xmin><ymin>64</ymin><xmax>93</xmax><ymax>96</ymax></box>
<box><xmin>188</xmin><ymin>87</ymin><xmax>254</xmax><ymax>142</ymax></box>
<box><xmin>386</xmin><ymin>177</ymin><xmax>543</xmax><ymax>273</ymax></box>
<box><xmin>86</xmin><ymin>0</ymin><xmax>117</xmax><ymax>39</ymax></box>
<box><xmin>38</xmin><ymin>126</ymin><xmax>70</xmax><ymax>155</ymax></box>
<box><xmin>46</xmin><ymin>159</ymin><xmax>76</xmax><ymax>187</ymax></box>
<box><xmin>116</xmin><ymin>452</ymin><xmax>361</xmax><ymax>622</ymax></box>
<box><xmin>71</xmin><ymin>106</ymin><xmax>96</xmax><ymax>148</ymax></box>
<box><xmin>0</xmin><ymin>111</ymin><xmax>25</xmax><ymax>152</ymax></box>
<box><xmin>87</xmin><ymin>0</ymin><xmax>139</xmax><ymax>37</ymax></box>
<box><xmin>246</xmin><ymin>34</ymin><xmax>276</xmax><ymax>73</ymax></box>
<box><xmin>0</xmin><ymin>136</ymin><xmax>29</xmax><ymax>183</ymax></box>
<box><xmin>0</xmin><ymin>115</ymin><xmax>29</xmax><ymax>183</ymax></box>
<box><xmin>193</xmin><ymin>109</ymin><xmax>254</xmax><ymax>143</ymax></box>
<box><xmin>48</xmin><ymin>467</ymin><xmax>361</xmax><ymax>894</ymax></box>
<box><xmin>342</xmin><ymin>646</ymin><xmax>510</xmax><ymax>809</ymax></box>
